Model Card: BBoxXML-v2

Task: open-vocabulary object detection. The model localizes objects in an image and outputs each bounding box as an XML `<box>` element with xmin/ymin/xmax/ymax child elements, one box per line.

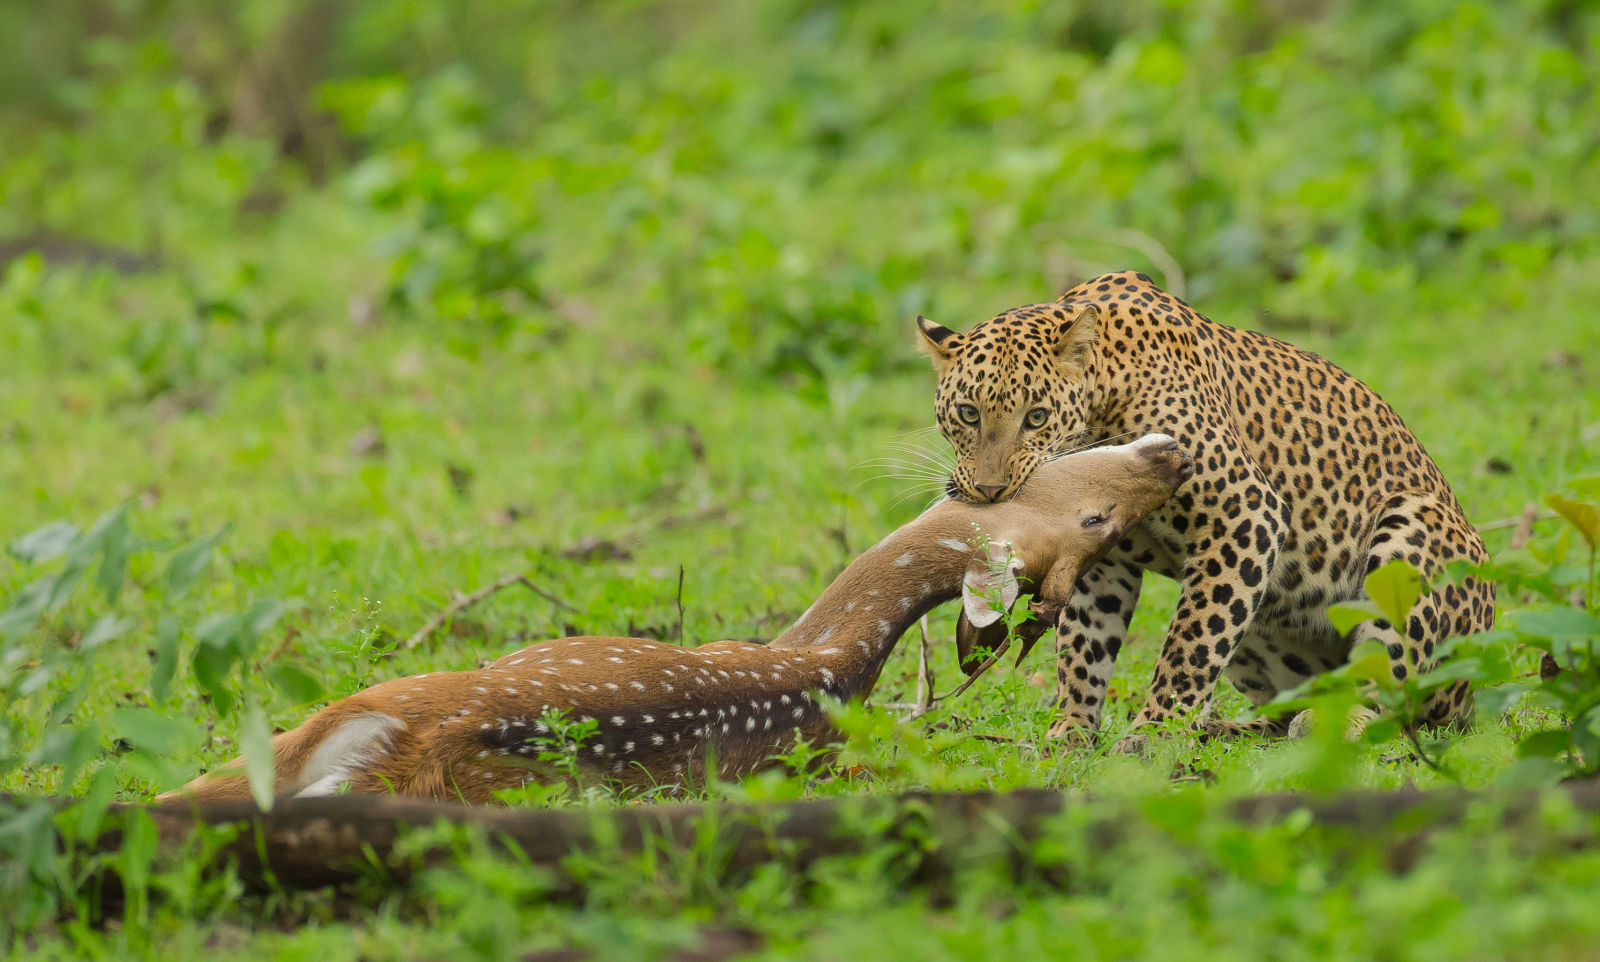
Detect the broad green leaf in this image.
<box><xmin>192</xmin><ymin>642</ymin><xmax>236</xmax><ymax>717</ymax></box>
<box><xmin>1474</xmin><ymin>681</ymin><xmax>1535</xmax><ymax>719</ymax></box>
<box><xmin>1545</xmin><ymin>494</ymin><xmax>1599</xmax><ymax>550</ymax></box>
<box><xmin>1341</xmin><ymin>640</ymin><xmax>1395</xmax><ymax>687</ymax></box>
<box><xmin>266</xmin><ymin>663</ymin><xmax>324</xmax><ymax>705</ymax></box>
<box><xmin>93</xmin><ymin>507</ymin><xmax>131</xmax><ymax>604</ymax></box>
<box><xmin>1492</xmin><ymin>755</ymin><xmax>1568</xmax><ymax>791</ymax></box>
<box><xmin>150</xmin><ymin>617</ymin><xmax>180</xmax><ymax>703</ymax></box>
<box><xmin>81</xmin><ymin>613</ymin><xmax>134</xmax><ymax>650</ymax></box>
<box><xmin>109</xmin><ymin>707</ymin><xmax>197</xmax><ymax>756</ymax></box>
<box><xmin>1356</xmin><ymin>715</ymin><xmax>1401</xmax><ymax>745</ymax></box>
<box><xmin>74</xmin><ymin>766</ymin><xmax>120</xmax><ymax>840</ymax></box>
<box><xmin>1567</xmin><ymin>477</ymin><xmax>1600</xmax><ymax>500</ymax></box>
<box><xmin>243</xmin><ymin>598</ymin><xmax>288</xmax><ymax>641</ymax></box>
<box><xmin>1326</xmin><ymin>600</ymin><xmax>1385</xmax><ymax>635</ymax></box>
<box><xmin>195</xmin><ymin>611</ymin><xmax>240</xmax><ymax>650</ymax></box>
<box><xmin>0</xmin><ymin>577</ymin><xmax>53</xmax><ymax>639</ymax></box>
<box><xmin>1512</xmin><ymin>607</ymin><xmax>1600</xmax><ymax>642</ymax></box>
<box><xmin>239</xmin><ymin>699</ymin><xmax>276</xmax><ymax>811</ymax></box>
<box><xmin>57</xmin><ymin>722</ymin><xmax>104</xmax><ymax>790</ymax></box>
<box><xmin>1363</xmin><ymin>559</ymin><xmax>1425</xmax><ymax>631</ymax></box>
<box><xmin>1516</xmin><ymin>728</ymin><xmax>1570</xmax><ymax>759</ymax></box>
<box><xmin>165</xmin><ymin>523</ymin><xmax>233</xmax><ymax>597</ymax></box>
<box><xmin>1414</xmin><ymin>657</ymin><xmax>1485</xmax><ymax>691</ymax></box>
<box><xmin>7</xmin><ymin>521</ymin><xmax>79</xmax><ymax>564</ymax></box>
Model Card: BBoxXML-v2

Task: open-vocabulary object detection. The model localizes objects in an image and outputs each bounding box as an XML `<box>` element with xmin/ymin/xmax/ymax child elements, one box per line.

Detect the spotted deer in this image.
<box><xmin>164</xmin><ymin>435</ymin><xmax>1192</xmax><ymax>805</ymax></box>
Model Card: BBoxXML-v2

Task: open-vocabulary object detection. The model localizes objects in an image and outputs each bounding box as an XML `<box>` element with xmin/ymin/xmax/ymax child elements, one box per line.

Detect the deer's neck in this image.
<box><xmin>765</xmin><ymin>508</ymin><xmax>981</xmax><ymax>700</ymax></box>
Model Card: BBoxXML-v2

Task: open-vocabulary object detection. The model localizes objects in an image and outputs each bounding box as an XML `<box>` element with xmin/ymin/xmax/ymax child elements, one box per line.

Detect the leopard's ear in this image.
<box><xmin>1052</xmin><ymin>303</ymin><xmax>1099</xmax><ymax>369</ymax></box>
<box><xmin>916</xmin><ymin>316</ymin><xmax>961</xmax><ymax>373</ymax></box>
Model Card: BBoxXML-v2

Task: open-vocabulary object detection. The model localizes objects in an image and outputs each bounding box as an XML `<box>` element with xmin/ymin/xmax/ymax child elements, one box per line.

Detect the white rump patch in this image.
<box><xmin>293</xmin><ymin>712</ymin><xmax>404</xmax><ymax>797</ymax></box>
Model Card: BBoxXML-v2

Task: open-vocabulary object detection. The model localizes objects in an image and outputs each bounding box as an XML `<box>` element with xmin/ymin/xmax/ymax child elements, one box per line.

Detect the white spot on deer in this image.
<box><xmin>745</xmin><ymin>717</ymin><xmax>756</xmax><ymax>732</ymax></box>
<box><xmin>395</xmin><ymin>694</ymin><xmax>409</xmax><ymax>702</ymax></box>
<box><xmin>939</xmin><ymin>538</ymin><xmax>971</xmax><ymax>553</ymax></box>
<box><xmin>568</xmin><ymin>659</ymin><xmax>584</xmax><ymax>665</ymax></box>
<box><xmin>845</xmin><ymin>600</ymin><xmax>857</xmax><ymax>612</ymax></box>
<box><xmin>780</xmin><ymin>695</ymin><xmax>791</xmax><ymax>705</ymax></box>
<box><xmin>877</xmin><ymin>620</ymin><xmax>892</xmax><ymax>636</ymax></box>
<box><xmin>607</xmin><ymin>657</ymin><xmax>624</xmax><ymax>664</ymax></box>
<box><xmin>612</xmin><ymin>716</ymin><xmax>626</xmax><ymax>726</ymax></box>
<box><xmin>820</xmin><ymin>668</ymin><xmax>835</xmax><ymax>686</ymax></box>
<box><xmin>652</xmin><ymin>734</ymin><xmax>665</xmax><ymax>746</ymax></box>
<box><xmin>899</xmin><ymin>597</ymin><xmax>913</xmax><ymax>611</ymax></box>
<box><xmin>630</xmin><ymin>681</ymin><xmax>646</xmax><ymax>691</ymax></box>
<box><xmin>293</xmin><ymin>713</ymin><xmax>404</xmax><ymax>798</ymax></box>
<box><xmin>721</xmin><ymin>723</ymin><xmax>730</xmax><ymax>734</ymax></box>
<box><xmin>895</xmin><ymin>551</ymin><xmax>916</xmax><ymax>567</ymax></box>
<box><xmin>480</xmin><ymin>723</ymin><xmax>492</xmax><ymax>731</ymax></box>
<box><xmin>792</xmin><ymin>707</ymin><xmax>805</xmax><ymax>720</ymax></box>
<box><xmin>604</xmin><ymin>682</ymin><xmax>618</xmax><ymax>691</ymax></box>
<box><xmin>818</xmin><ymin>647</ymin><xmax>842</xmax><ymax>655</ymax></box>
<box><xmin>642</xmin><ymin>714</ymin><xmax>654</xmax><ymax>723</ymax></box>
<box><xmin>623</xmin><ymin>741</ymin><xmax>635</xmax><ymax>753</ymax></box>
<box><xmin>764</xmin><ymin>718</ymin><xmax>772</xmax><ymax>731</ymax></box>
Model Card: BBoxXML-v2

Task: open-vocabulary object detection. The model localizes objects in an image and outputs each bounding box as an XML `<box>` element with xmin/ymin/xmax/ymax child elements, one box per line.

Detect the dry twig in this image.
<box><xmin>403</xmin><ymin>573</ymin><xmax>575</xmax><ymax>650</ymax></box>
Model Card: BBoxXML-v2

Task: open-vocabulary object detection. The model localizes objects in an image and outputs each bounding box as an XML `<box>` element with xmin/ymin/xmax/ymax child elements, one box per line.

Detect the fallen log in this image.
<box><xmin>11</xmin><ymin>780</ymin><xmax>1600</xmax><ymax>897</ymax></box>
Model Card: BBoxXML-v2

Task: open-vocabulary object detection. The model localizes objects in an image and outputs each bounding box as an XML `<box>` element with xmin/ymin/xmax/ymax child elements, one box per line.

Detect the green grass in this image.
<box><xmin>3</xmin><ymin>0</ymin><xmax>1600</xmax><ymax>958</ymax></box>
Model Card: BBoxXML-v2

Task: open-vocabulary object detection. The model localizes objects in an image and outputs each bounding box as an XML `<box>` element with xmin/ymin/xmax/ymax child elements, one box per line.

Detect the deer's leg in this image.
<box><xmin>1046</xmin><ymin>560</ymin><xmax>1142</xmax><ymax>745</ymax></box>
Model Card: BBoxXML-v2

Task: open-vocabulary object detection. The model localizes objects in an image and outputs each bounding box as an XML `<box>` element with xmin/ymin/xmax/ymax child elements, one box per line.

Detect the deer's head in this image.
<box><xmin>955</xmin><ymin>433</ymin><xmax>1192</xmax><ymax>673</ymax></box>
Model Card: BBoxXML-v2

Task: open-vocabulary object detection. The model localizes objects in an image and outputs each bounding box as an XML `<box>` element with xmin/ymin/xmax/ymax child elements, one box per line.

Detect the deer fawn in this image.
<box><xmin>164</xmin><ymin>435</ymin><xmax>1192</xmax><ymax>805</ymax></box>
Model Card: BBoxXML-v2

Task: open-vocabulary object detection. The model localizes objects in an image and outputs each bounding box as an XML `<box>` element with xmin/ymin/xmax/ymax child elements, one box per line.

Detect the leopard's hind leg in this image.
<box><xmin>1346</xmin><ymin>495</ymin><xmax>1494</xmax><ymax>729</ymax></box>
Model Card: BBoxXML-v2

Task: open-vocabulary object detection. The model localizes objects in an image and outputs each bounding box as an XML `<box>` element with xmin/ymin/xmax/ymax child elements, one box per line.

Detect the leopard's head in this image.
<box><xmin>916</xmin><ymin>301</ymin><xmax>1099</xmax><ymax>503</ymax></box>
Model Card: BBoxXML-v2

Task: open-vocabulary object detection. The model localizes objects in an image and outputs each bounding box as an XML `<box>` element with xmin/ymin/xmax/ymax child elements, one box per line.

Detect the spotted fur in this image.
<box><xmin>163</xmin><ymin>438</ymin><xmax>1191</xmax><ymax>802</ymax></box>
<box><xmin>918</xmin><ymin>271</ymin><xmax>1494</xmax><ymax>747</ymax></box>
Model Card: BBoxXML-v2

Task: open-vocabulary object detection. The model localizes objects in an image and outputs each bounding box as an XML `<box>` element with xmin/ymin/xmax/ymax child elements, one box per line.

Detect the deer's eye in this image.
<box><xmin>955</xmin><ymin>404</ymin><xmax>980</xmax><ymax>426</ymax></box>
<box><xmin>1025</xmin><ymin>407</ymin><xmax>1049</xmax><ymax>429</ymax></box>
<box><xmin>1082</xmin><ymin>515</ymin><xmax>1104</xmax><ymax>528</ymax></box>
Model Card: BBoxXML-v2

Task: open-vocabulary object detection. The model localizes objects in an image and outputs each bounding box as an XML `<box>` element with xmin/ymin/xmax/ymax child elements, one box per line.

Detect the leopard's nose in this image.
<box><xmin>974</xmin><ymin>483</ymin><xmax>1006</xmax><ymax>502</ymax></box>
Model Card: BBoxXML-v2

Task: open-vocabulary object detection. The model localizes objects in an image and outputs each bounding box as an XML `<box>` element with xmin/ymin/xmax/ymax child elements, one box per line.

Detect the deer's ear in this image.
<box><xmin>916</xmin><ymin>316</ymin><xmax>961</xmax><ymax>372</ymax></box>
<box><xmin>1052</xmin><ymin>303</ymin><xmax>1099</xmax><ymax>368</ymax></box>
<box><xmin>961</xmin><ymin>546</ymin><xmax>1022</xmax><ymax>629</ymax></box>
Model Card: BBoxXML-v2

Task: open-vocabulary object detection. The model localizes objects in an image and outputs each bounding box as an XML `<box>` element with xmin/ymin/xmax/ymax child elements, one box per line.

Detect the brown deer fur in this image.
<box><xmin>166</xmin><ymin>436</ymin><xmax>1192</xmax><ymax>804</ymax></box>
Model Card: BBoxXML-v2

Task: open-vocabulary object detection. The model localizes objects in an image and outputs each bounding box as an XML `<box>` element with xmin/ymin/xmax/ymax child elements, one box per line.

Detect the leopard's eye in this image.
<box><xmin>1025</xmin><ymin>407</ymin><xmax>1049</xmax><ymax>429</ymax></box>
<box><xmin>955</xmin><ymin>403</ymin><xmax>980</xmax><ymax>426</ymax></box>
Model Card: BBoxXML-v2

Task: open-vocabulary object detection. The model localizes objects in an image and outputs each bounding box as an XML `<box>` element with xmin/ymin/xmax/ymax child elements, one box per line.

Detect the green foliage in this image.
<box><xmin>1</xmin><ymin>0</ymin><xmax>1598</xmax><ymax>955</ymax></box>
<box><xmin>1270</xmin><ymin>479</ymin><xmax>1600</xmax><ymax>778</ymax></box>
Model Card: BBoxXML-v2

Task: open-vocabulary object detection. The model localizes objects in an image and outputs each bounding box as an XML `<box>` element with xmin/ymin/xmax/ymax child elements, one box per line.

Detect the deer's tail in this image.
<box><xmin>158</xmin><ymin>707</ymin><xmax>407</xmax><ymax>804</ymax></box>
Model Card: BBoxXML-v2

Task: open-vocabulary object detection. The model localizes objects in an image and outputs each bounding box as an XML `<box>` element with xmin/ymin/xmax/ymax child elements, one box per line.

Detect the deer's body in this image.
<box><xmin>168</xmin><ymin>436</ymin><xmax>1191</xmax><ymax>804</ymax></box>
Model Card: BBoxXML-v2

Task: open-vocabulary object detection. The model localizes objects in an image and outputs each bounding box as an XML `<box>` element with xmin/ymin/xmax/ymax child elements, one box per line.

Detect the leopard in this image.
<box><xmin>916</xmin><ymin>270</ymin><xmax>1495</xmax><ymax>750</ymax></box>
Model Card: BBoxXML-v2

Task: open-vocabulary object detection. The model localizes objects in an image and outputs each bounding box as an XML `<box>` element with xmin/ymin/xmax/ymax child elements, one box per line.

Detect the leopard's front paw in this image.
<box><xmin>1046</xmin><ymin>720</ymin><xmax>1098</xmax><ymax>749</ymax></box>
<box><xmin>1110</xmin><ymin>732</ymin><xmax>1150</xmax><ymax>755</ymax></box>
